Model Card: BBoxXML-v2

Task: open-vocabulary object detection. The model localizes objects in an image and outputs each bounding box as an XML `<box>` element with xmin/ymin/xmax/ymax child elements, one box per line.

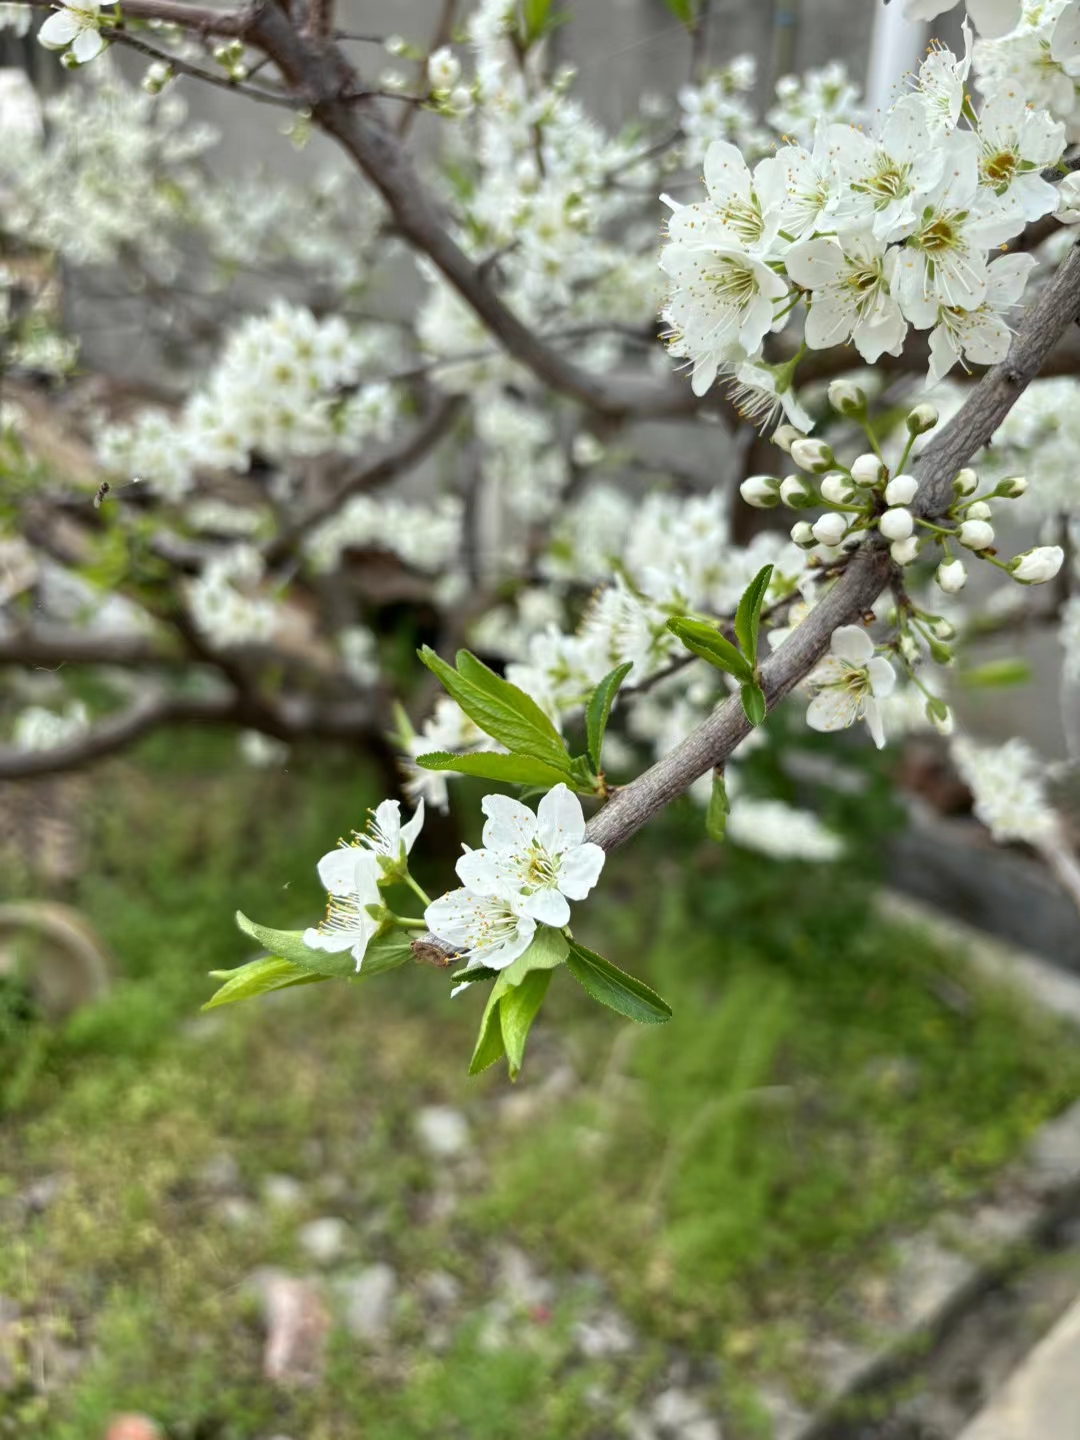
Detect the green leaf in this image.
<box><xmin>706</xmin><ymin>769</ymin><xmax>729</xmax><ymax>843</ymax></box>
<box><xmin>469</xmin><ymin>983</ymin><xmax>507</xmax><ymax>1076</ymax></box>
<box><xmin>666</xmin><ymin>618</ymin><xmax>753</xmax><ymax>682</ymax></box>
<box><xmin>499</xmin><ymin>924</ymin><xmax>569</xmax><ymax>987</ymax></box>
<box><xmin>565</xmin><ymin>940</ymin><xmax>672</xmax><ymax>1024</ymax></box>
<box><xmin>958</xmin><ymin>658</ymin><xmax>1032</xmax><ymax>688</ymax></box>
<box><xmin>662</xmin><ymin>0</ymin><xmax>698</xmax><ymax>26</ymax></box>
<box><xmin>234</xmin><ymin>911</ymin><xmax>412</xmax><ymax>981</ymax></box>
<box><xmin>235</xmin><ymin>911</ymin><xmax>354</xmax><ymax>978</ymax></box>
<box><xmin>734</xmin><ymin>564</ymin><xmax>774</xmax><ymax>669</ymax></box>
<box><xmin>500</xmin><ymin>968</ymin><xmax>551</xmax><ymax>1080</ymax></box>
<box><xmin>740</xmin><ymin>682</ymin><xmax>767</xmax><ymax>727</ymax></box>
<box><xmin>415</xmin><ymin>751</ymin><xmax>578</xmax><ymax>789</ymax></box>
<box><xmin>361</xmin><ymin>930</ymin><xmax>416</xmax><ymax>976</ymax></box>
<box><xmin>516</xmin><ymin>0</ymin><xmax>570</xmax><ymax>44</ymax></box>
<box><xmin>585</xmin><ymin>661</ymin><xmax>634</xmax><ymax>774</ymax></box>
<box><xmin>418</xmin><ymin>647</ymin><xmax>570</xmax><ymax>770</ymax></box>
<box><xmin>203</xmin><ymin>956</ymin><xmax>328</xmax><ymax>1011</ymax></box>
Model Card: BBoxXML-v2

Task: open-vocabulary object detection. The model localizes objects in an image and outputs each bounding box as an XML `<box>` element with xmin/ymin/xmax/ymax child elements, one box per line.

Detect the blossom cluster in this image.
<box><xmin>660</xmin><ymin>25</ymin><xmax>1066</xmax><ymax>413</ymax></box>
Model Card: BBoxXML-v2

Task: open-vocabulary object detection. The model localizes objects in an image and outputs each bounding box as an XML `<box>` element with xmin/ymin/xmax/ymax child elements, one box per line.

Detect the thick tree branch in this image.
<box><xmin>586</xmin><ymin>243</ymin><xmax>1080</xmax><ymax>854</ymax></box>
<box><xmin>0</xmin><ymin>684</ymin><xmax>380</xmax><ymax>780</ymax></box>
<box><xmin>0</xmin><ymin>625</ymin><xmax>182</xmax><ymax>669</ymax></box>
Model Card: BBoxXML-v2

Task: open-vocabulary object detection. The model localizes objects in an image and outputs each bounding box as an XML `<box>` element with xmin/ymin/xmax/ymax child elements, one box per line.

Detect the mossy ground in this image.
<box><xmin>2</xmin><ymin>731</ymin><xmax>1079</xmax><ymax>1437</ymax></box>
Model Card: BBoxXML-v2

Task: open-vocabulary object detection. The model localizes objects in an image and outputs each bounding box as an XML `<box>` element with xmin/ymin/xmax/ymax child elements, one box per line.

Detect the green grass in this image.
<box><xmin>1</xmin><ymin>731</ymin><xmax>1079</xmax><ymax>1436</ymax></box>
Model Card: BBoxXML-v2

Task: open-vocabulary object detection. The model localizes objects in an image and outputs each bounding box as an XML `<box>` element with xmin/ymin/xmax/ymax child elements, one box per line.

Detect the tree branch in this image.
<box><xmin>14</xmin><ymin>0</ymin><xmax>249</xmax><ymax>34</ymax></box>
<box><xmin>586</xmin><ymin>242</ymin><xmax>1080</xmax><ymax>854</ymax></box>
<box><xmin>0</xmin><ymin>625</ymin><xmax>182</xmax><ymax>669</ymax></box>
<box><xmin>264</xmin><ymin>394</ymin><xmax>466</xmax><ymax>563</ymax></box>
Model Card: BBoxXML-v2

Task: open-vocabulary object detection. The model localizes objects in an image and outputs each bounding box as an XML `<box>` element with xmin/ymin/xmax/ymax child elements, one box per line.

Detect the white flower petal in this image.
<box><xmin>557</xmin><ymin>842</ymin><xmax>606</xmax><ymax>900</ymax></box>
<box><xmin>38</xmin><ymin>9</ymin><xmax>80</xmax><ymax>45</ymax></box>
<box><xmin>829</xmin><ymin>625</ymin><xmax>874</xmax><ymax>665</ymax></box>
<box><xmin>480</xmin><ymin>793</ymin><xmax>538</xmax><ymax>851</ymax></box>
<box><xmin>316</xmin><ymin>846</ymin><xmax>360</xmax><ymax>896</ymax></box>
<box><xmin>522</xmin><ymin>888</ymin><xmax>571</xmax><ymax>927</ymax></box>
<box><xmin>400</xmin><ymin>798</ymin><xmax>425</xmax><ymax>853</ymax></box>
<box><xmin>806</xmin><ymin>689</ymin><xmax>860</xmax><ymax>734</ymax></box>
<box><xmin>536</xmin><ymin>783</ymin><xmax>586</xmax><ymax>855</ymax></box>
<box><xmin>72</xmin><ymin>23</ymin><xmax>104</xmax><ymax>62</ymax></box>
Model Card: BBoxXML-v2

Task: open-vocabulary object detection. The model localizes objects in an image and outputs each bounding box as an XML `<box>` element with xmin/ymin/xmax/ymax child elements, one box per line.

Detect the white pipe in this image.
<box><xmin>865</xmin><ymin>2</ymin><xmax>928</xmax><ymax>120</ymax></box>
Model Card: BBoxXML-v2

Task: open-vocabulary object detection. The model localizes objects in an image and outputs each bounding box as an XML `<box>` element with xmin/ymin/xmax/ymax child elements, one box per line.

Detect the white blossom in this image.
<box><xmin>303</xmin><ymin>845</ymin><xmax>383</xmax><ymax>971</ymax></box>
<box><xmin>38</xmin><ymin>1</ymin><xmax>106</xmax><ymax>64</ymax></box>
<box><xmin>455</xmin><ymin>785</ymin><xmax>605</xmax><ymax>927</ymax></box>
<box><xmin>805</xmin><ymin>625</ymin><xmax>896</xmax><ymax>748</ymax></box>
<box><xmin>424</xmin><ymin>888</ymin><xmax>536</xmax><ymax>971</ymax></box>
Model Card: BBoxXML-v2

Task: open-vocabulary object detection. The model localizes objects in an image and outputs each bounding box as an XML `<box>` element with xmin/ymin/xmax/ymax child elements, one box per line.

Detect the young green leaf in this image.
<box><xmin>705</xmin><ymin>768</ymin><xmax>729</xmax><ymax>843</ymax></box>
<box><xmin>498</xmin><ymin>923</ymin><xmax>569</xmax><ymax>987</ymax></box>
<box><xmin>666</xmin><ymin>617</ymin><xmax>753</xmax><ymax>682</ymax></box>
<box><xmin>418</xmin><ymin>646</ymin><xmax>571</xmax><ymax>770</ymax></box>
<box><xmin>468</xmin><ymin>983</ymin><xmax>507</xmax><ymax>1076</ymax></box>
<box><xmin>233</xmin><ymin>911</ymin><xmax>412</xmax><ymax>981</ymax></box>
<box><xmin>740</xmin><ymin>682</ymin><xmax>767</xmax><ymax>727</ymax></box>
<box><xmin>500</xmin><ymin>968</ymin><xmax>552</xmax><ymax>1080</ymax></box>
<box><xmin>235</xmin><ymin>911</ymin><xmax>354</xmax><ymax>978</ymax></box>
<box><xmin>662</xmin><ymin>0</ymin><xmax>698</xmax><ymax>27</ymax></box>
<box><xmin>585</xmin><ymin>660</ymin><xmax>634</xmax><ymax>774</ymax></box>
<box><xmin>415</xmin><ymin>750</ymin><xmax>579</xmax><ymax>789</ymax></box>
<box><xmin>565</xmin><ymin>940</ymin><xmax>672</xmax><ymax>1024</ymax></box>
<box><xmin>734</xmin><ymin>563</ymin><xmax>774</xmax><ymax>669</ymax></box>
<box><xmin>203</xmin><ymin>956</ymin><xmax>328</xmax><ymax>1011</ymax></box>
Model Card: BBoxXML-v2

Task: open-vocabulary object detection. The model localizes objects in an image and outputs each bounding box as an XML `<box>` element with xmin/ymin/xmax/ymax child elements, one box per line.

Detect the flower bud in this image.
<box><xmin>827</xmin><ymin>379</ymin><xmax>866</xmax><ymax>417</ymax></box>
<box><xmin>850</xmin><ymin>453</ymin><xmax>886</xmax><ymax>487</ymax></box>
<box><xmin>906</xmin><ymin>403</ymin><xmax>938</xmax><ymax>435</ymax></box>
<box><xmin>931</xmin><ymin>618</ymin><xmax>956</xmax><ymax>640</ymax></box>
<box><xmin>811</xmin><ymin>512</ymin><xmax>848</xmax><ymax>546</ymax></box>
<box><xmin>936</xmin><ymin>559</ymin><xmax>967</xmax><ymax>593</ymax></box>
<box><xmin>740</xmin><ymin>474</ymin><xmax>781</xmax><ymax>508</ymax></box>
<box><xmin>820</xmin><ymin>472</ymin><xmax>855</xmax><ymax>505</ymax></box>
<box><xmin>890</xmin><ymin>536</ymin><xmax>920</xmax><ymax>566</ymax></box>
<box><xmin>571</xmin><ymin>433</ymin><xmax>605</xmax><ymax>467</ymax></box>
<box><xmin>952</xmin><ymin>467</ymin><xmax>978</xmax><ymax>496</ymax></box>
<box><xmin>884</xmin><ymin>473</ymin><xmax>919</xmax><ymax>506</ymax></box>
<box><xmin>879</xmin><ymin>507</ymin><xmax>914</xmax><ymax>542</ymax></box>
<box><xmin>926</xmin><ymin>697</ymin><xmax>954</xmax><ymax>736</ymax></box>
<box><xmin>790</xmin><ymin>520</ymin><xmax>817</xmax><ymax>549</ymax></box>
<box><xmin>771</xmin><ymin>423</ymin><xmax>803</xmax><ymax>454</ymax></box>
<box><xmin>780</xmin><ymin>474</ymin><xmax>813</xmax><ymax>507</ymax></box>
<box><xmin>445</xmin><ymin>85</ymin><xmax>475</xmax><ymax>115</ymax></box>
<box><xmin>958</xmin><ymin>519</ymin><xmax>995</xmax><ymax>550</ymax></box>
<box><xmin>966</xmin><ymin>500</ymin><xmax>993</xmax><ymax>521</ymax></box>
<box><xmin>385</xmin><ymin>33</ymin><xmax>409</xmax><ymax>54</ymax></box>
<box><xmin>1008</xmin><ymin>545</ymin><xmax>1065</xmax><ymax>585</ymax></box>
<box><xmin>427</xmin><ymin>45</ymin><xmax>461</xmax><ymax>89</ymax></box>
<box><xmin>790</xmin><ymin>437</ymin><xmax>834</xmax><ymax>473</ymax></box>
<box><xmin>927</xmin><ymin>636</ymin><xmax>954</xmax><ymax>665</ymax></box>
<box><xmin>994</xmin><ymin>474</ymin><xmax>1027</xmax><ymax>498</ymax></box>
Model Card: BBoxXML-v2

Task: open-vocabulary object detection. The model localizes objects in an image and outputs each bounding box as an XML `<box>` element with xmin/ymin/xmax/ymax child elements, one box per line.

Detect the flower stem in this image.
<box><xmin>388</xmin><ymin>913</ymin><xmax>428</xmax><ymax>930</ymax></box>
<box><xmin>403</xmin><ymin>871</ymin><xmax>432</xmax><ymax>908</ymax></box>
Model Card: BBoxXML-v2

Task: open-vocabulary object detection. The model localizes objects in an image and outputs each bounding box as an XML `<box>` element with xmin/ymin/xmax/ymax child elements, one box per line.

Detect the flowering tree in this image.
<box><xmin>4</xmin><ymin>0</ymin><xmax>1080</xmax><ymax>1073</ymax></box>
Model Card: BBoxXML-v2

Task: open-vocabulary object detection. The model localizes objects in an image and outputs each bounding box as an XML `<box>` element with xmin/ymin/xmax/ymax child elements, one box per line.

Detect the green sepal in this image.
<box><xmin>565</xmin><ymin>940</ymin><xmax>672</xmax><ymax>1024</ymax></box>
<box><xmin>666</xmin><ymin>617</ymin><xmax>753</xmax><ymax>682</ymax></box>
<box><xmin>740</xmin><ymin>682</ymin><xmax>767</xmax><ymax>727</ymax></box>
<box><xmin>202</xmin><ymin>956</ymin><xmax>328</xmax><ymax>1011</ymax></box>
<box><xmin>706</xmin><ymin>769</ymin><xmax>729</xmax><ymax>843</ymax></box>
<box><xmin>418</xmin><ymin>646</ymin><xmax>570</xmax><ymax>770</ymax></box>
<box><xmin>584</xmin><ymin>661</ymin><xmax>634</xmax><ymax>774</ymax></box>
<box><xmin>415</xmin><ymin>750</ymin><xmax>578</xmax><ymax>789</ymax></box>
<box><xmin>734</xmin><ymin>564</ymin><xmax>774</xmax><ymax>669</ymax></box>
